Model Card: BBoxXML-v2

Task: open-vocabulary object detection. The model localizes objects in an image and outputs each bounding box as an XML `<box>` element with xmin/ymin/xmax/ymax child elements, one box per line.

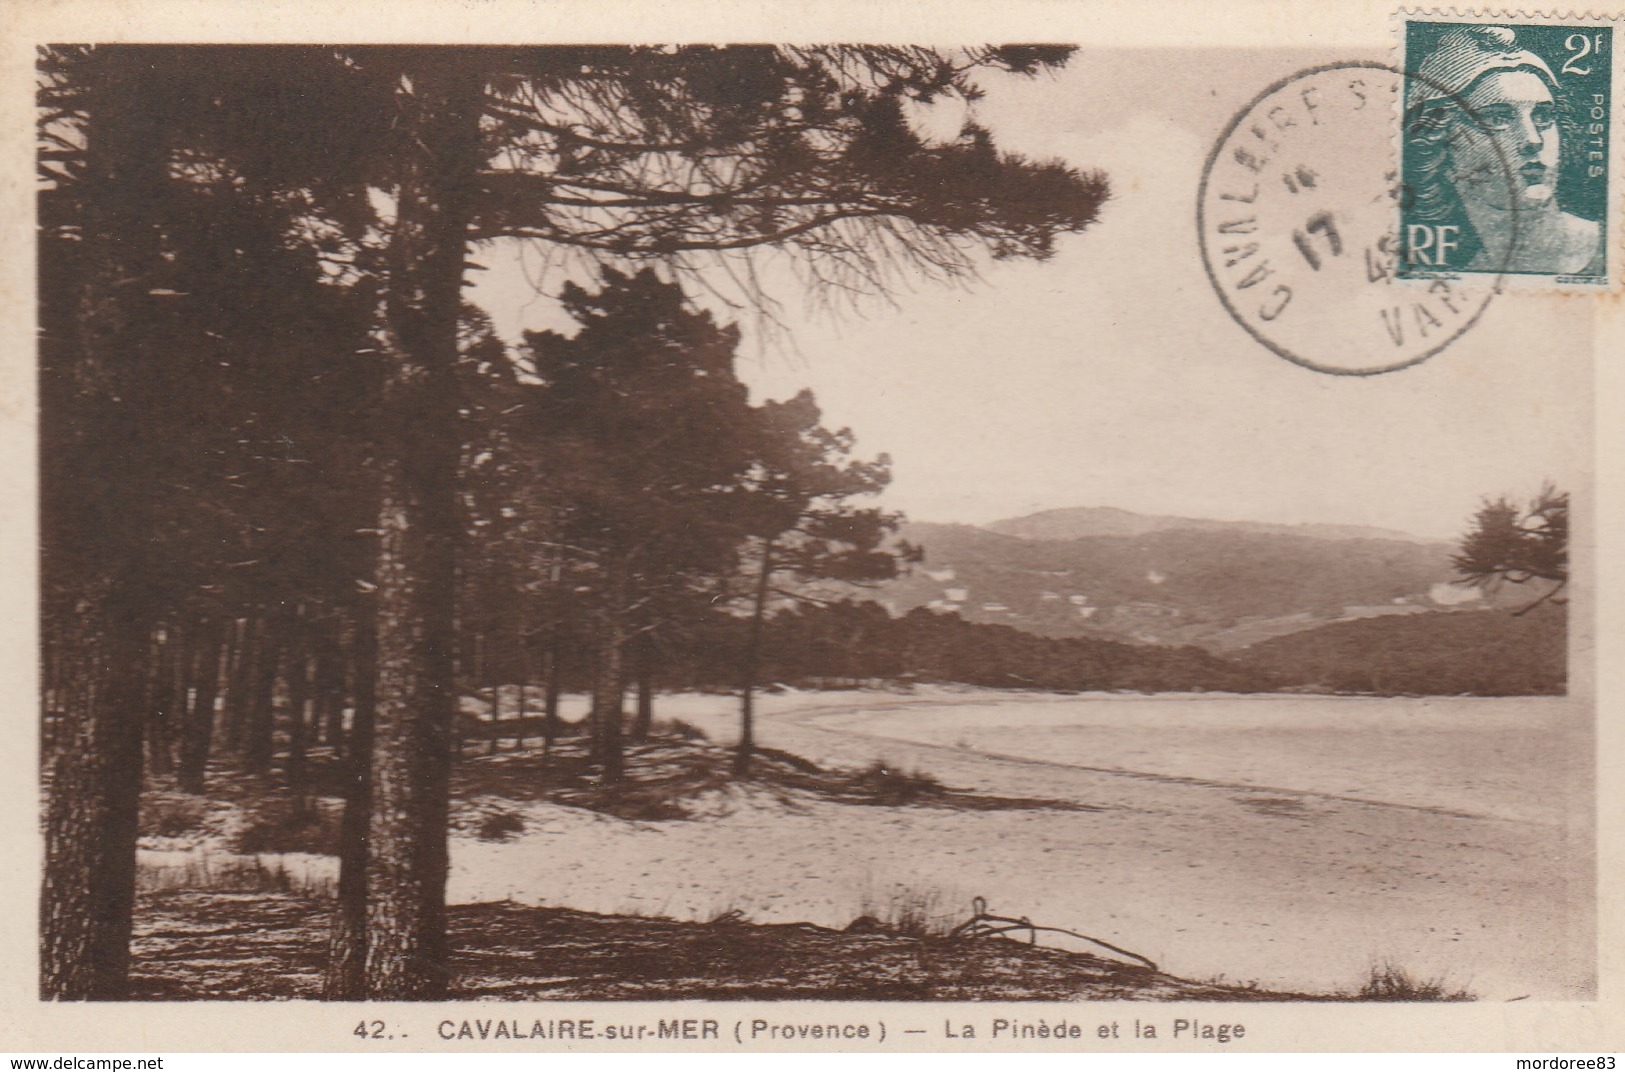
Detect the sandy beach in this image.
<box><xmin>447</xmin><ymin>687</ymin><xmax>1595</xmax><ymax>1001</ymax></box>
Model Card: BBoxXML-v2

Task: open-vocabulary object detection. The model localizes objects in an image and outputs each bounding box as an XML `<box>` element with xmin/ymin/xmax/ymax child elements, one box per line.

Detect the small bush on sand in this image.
<box><xmin>604</xmin><ymin>790</ymin><xmax>690</xmax><ymax>822</ymax></box>
<box><xmin>140</xmin><ymin>794</ymin><xmax>209</xmax><ymax>839</ymax></box>
<box><xmin>233</xmin><ymin>798</ymin><xmax>339</xmax><ymax>855</ymax></box>
<box><xmin>848</xmin><ymin>888</ymin><xmax>958</xmax><ymax>939</ymax></box>
<box><xmin>658</xmin><ymin>718</ymin><xmax>708</xmax><ymax>742</ymax></box>
<box><xmin>754</xmin><ymin>746</ymin><xmax>822</xmax><ymax>774</ymax></box>
<box><xmin>854</xmin><ymin>761</ymin><xmax>943</xmax><ymax>805</ymax></box>
<box><xmin>476</xmin><ymin>810</ymin><xmax>526</xmax><ymax>841</ymax></box>
<box><xmin>1355</xmin><ymin>961</ymin><xmax>1474</xmax><ymax>1001</ymax></box>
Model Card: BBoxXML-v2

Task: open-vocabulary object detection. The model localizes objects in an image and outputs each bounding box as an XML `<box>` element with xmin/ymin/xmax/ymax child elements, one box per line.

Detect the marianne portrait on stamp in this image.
<box><xmin>1405</xmin><ymin>25</ymin><xmax>1604</xmax><ymax>277</ymax></box>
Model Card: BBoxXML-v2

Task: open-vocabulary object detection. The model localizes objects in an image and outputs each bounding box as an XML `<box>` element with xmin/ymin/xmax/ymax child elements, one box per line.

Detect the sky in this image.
<box><xmin>466</xmin><ymin>46</ymin><xmax>1591</xmax><ymax>542</ymax></box>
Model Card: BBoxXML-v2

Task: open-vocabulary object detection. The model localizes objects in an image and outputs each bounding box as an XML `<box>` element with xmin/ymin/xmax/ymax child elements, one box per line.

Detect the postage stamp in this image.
<box><xmin>1398</xmin><ymin>14</ymin><xmax>1618</xmax><ymax>285</ymax></box>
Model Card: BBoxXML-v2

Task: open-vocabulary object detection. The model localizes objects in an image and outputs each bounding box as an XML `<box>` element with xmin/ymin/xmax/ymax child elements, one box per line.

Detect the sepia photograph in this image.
<box><xmin>9</xmin><ymin>0</ymin><xmax>1623</xmax><ymax>1057</ymax></box>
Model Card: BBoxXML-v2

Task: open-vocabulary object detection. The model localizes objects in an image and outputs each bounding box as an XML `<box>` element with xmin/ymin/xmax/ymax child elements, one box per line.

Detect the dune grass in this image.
<box><xmin>1354</xmin><ymin>959</ymin><xmax>1475</xmax><ymax>1002</ymax></box>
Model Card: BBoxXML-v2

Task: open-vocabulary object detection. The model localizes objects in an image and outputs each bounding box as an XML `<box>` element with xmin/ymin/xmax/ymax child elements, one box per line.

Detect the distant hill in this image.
<box><xmin>1234</xmin><ymin>604</ymin><xmax>1566</xmax><ymax>695</ymax></box>
<box><xmin>863</xmin><ymin>508</ymin><xmax>1476</xmax><ymax>651</ymax></box>
<box><xmin>986</xmin><ymin>506</ymin><xmax>1437</xmax><ymax>545</ymax></box>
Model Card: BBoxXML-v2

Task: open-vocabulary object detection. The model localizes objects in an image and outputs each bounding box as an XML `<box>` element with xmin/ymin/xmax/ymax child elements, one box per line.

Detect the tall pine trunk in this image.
<box><xmin>590</xmin><ymin>561</ymin><xmax>628</xmax><ymax>782</ymax></box>
<box><xmin>514</xmin><ymin>615</ymin><xmax>530</xmax><ymax>750</ymax></box>
<box><xmin>542</xmin><ymin>584</ymin><xmax>567</xmax><ymax>756</ymax></box>
<box><xmin>480</xmin><ymin>633</ymin><xmax>499</xmax><ymax>755</ymax></box>
<box><xmin>222</xmin><ymin>616</ymin><xmax>258</xmax><ymax>753</ymax></box>
<box><xmin>325</xmin><ymin>605</ymin><xmax>377</xmax><ymax>1000</ymax></box>
<box><xmin>283</xmin><ymin>613</ymin><xmax>312</xmax><ymax>801</ymax></box>
<box><xmin>315</xmin><ymin>616</ymin><xmax>346</xmax><ymax>751</ymax></box>
<box><xmin>734</xmin><ymin>540</ymin><xmax>774</xmax><ymax>776</ymax></box>
<box><xmin>177</xmin><ymin>616</ymin><xmax>224</xmax><ymax>794</ymax></box>
<box><xmin>632</xmin><ymin>634</ymin><xmax>654</xmax><ymax>743</ymax></box>
<box><xmin>144</xmin><ymin>624</ymin><xmax>179</xmax><ymax>778</ymax></box>
<box><xmin>241</xmin><ymin>612</ymin><xmax>284</xmax><ymax>774</ymax></box>
<box><xmin>41</xmin><ymin>601</ymin><xmax>150</xmax><ymax>999</ymax></box>
<box><xmin>41</xmin><ymin>50</ymin><xmax>168</xmax><ymax>999</ymax></box>
<box><xmin>362</xmin><ymin>59</ymin><xmax>484</xmax><ymax>1001</ymax></box>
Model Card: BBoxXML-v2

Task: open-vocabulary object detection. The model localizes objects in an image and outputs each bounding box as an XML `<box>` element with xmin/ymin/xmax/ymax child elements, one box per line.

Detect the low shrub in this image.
<box><xmin>475</xmin><ymin>810</ymin><xmax>526</xmax><ymax>841</ymax></box>
<box><xmin>233</xmin><ymin>798</ymin><xmax>340</xmax><ymax>855</ymax></box>
<box><xmin>755</xmin><ymin>746</ymin><xmax>822</xmax><ymax>774</ymax></box>
<box><xmin>1356</xmin><ymin>961</ymin><xmax>1475</xmax><ymax>1002</ymax></box>
<box><xmin>849</xmin><ymin>887</ymin><xmax>958</xmax><ymax>939</ymax></box>
<box><xmin>140</xmin><ymin>794</ymin><xmax>209</xmax><ymax>839</ymax></box>
<box><xmin>853</xmin><ymin>761</ymin><xmax>943</xmax><ymax>805</ymax></box>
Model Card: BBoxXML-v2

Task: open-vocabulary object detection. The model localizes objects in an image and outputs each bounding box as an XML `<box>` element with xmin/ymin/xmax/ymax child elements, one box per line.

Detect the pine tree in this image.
<box><xmin>1453</xmin><ymin>485</ymin><xmax>1568</xmax><ymax>614</ymax></box>
<box><xmin>732</xmin><ymin>392</ymin><xmax>916</xmax><ymax>774</ymax></box>
<box><xmin>521</xmin><ymin>269</ymin><xmax>761</xmax><ymax>780</ymax></box>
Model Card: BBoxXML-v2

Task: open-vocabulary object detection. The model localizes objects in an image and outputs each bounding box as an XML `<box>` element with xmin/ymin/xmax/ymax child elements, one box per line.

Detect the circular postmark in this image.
<box><xmin>1198</xmin><ymin>62</ymin><xmax>1514</xmax><ymax>375</ymax></box>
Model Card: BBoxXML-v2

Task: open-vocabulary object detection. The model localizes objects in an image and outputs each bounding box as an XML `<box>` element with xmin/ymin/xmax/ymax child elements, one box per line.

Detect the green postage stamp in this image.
<box><xmin>1400</xmin><ymin>13</ymin><xmax>1618</xmax><ymax>285</ymax></box>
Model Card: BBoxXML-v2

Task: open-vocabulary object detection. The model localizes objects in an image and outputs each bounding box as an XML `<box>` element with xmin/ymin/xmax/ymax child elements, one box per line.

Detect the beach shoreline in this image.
<box><xmin>443</xmin><ymin>686</ymin><xmax>1593</xmax><ymax>1001</ymax></box>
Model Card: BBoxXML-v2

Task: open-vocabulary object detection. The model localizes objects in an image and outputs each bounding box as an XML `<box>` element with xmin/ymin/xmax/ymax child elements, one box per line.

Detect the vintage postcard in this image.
<box><xmin>4</xmin><ymin>0</ymin><xmax>1623</xmax><ymax>1058</ymax></box>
